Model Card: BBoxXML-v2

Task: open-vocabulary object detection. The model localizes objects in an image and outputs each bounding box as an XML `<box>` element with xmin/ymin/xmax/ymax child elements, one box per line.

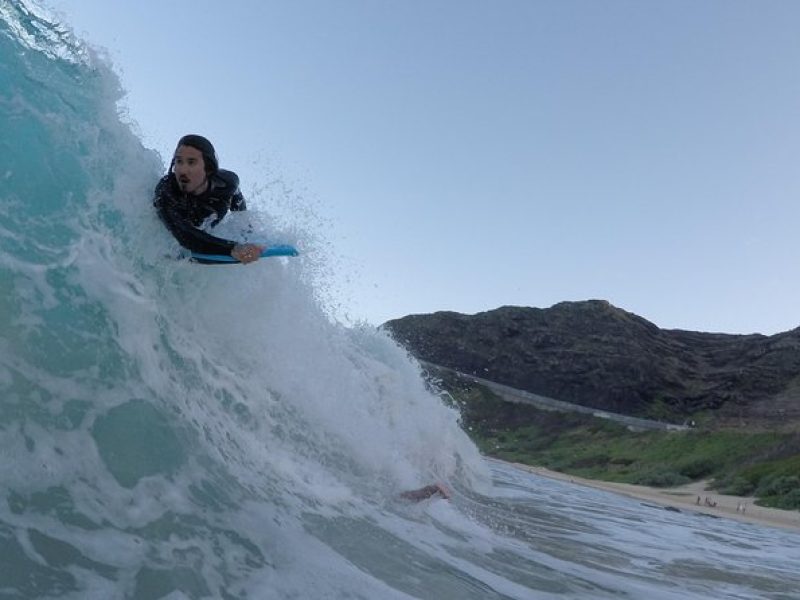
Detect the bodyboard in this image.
<box><xmin>189</xmin><ymin>244</ymin><xmax>299</xmax><ymax>264</ymax></box>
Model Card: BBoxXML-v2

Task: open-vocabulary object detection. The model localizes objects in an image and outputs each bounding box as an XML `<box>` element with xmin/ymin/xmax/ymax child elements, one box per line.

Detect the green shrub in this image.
<box><xmin>756</xmin><ymin>475</ymin><xmax>800</xmax><ymax>498</ymax></box>
<box><xmin>678</xmin><ymin>458</ymin><xmax>718</xmax><ymax>479</ymax></box>
<box><xmin>568</xmin><ymin>455</ymin><xmax>611</xmax><ymax>469</ymax></box>
<box><xmin>631</xmin><ymin>469</ymin><xmax>690</xmax><ymax>488</ymax></box>
<box><xmin>774</xmin><ymin>488</ymin><xmax>800</xmax><ymax>510</ymax></box>
<box><xmin>716</xmin><ymin>476</ymin><xmax>756</xmax><ymax>496</ymax></box>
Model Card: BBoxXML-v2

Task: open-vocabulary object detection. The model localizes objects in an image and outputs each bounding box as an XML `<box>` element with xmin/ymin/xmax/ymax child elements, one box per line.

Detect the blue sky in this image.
<box><xmin>47</xmin><ymin>0</ymin><xmax>800</xmax><ymax>334</ymax></box>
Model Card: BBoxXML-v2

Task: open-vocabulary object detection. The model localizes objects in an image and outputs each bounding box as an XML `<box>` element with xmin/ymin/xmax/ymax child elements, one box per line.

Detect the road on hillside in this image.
<box><xmin>422</xmin><ymin>362</ymin><xmax>689</xmax><ymax>433</ymax></box>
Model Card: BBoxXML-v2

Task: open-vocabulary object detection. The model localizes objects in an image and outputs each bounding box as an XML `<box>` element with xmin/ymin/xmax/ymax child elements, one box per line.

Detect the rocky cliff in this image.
<box><xmin>384</xmin><ymin>300</ymin><xmax>800</xmax><ymax>424</ymax></box>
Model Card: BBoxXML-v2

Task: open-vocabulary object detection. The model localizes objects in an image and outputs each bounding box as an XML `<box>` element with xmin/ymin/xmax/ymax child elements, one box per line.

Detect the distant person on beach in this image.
<box><xmin>400</xmin><ymin>483</ymin><xmax>451</xmax><ymax>502</ymax></box>
<box><xmin>153</xmin><ymin>134</ymin><xmax>264</xmax><ymax>263</ymax></box>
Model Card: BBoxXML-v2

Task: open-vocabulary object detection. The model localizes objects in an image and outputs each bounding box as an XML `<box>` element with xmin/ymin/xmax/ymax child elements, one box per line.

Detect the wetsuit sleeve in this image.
<box><xmin>153</xmin><ymin>177</ymin><xmax>238</xmax><ymax>255</ymax></box>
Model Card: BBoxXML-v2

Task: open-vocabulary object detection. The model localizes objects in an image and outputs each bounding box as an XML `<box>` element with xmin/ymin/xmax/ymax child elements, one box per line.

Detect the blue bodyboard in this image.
<box><xmin>189</xmin><ymin>244</ymin><xmax>299</xmax><ymax>264</ymax></box>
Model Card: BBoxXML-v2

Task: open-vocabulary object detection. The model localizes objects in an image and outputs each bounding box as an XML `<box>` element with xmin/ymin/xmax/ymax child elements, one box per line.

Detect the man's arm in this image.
<box><xmin>214</xmin><ymin>172</ymin><xmax>262</xmax><ymax>262</ymax></box>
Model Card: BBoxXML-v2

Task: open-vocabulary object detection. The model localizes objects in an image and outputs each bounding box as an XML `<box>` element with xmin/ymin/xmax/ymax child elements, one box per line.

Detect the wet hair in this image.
<box><xmin>172</xmin><ymin>134</ymin><xmax>219</xmax><ymax>174</ymax></box>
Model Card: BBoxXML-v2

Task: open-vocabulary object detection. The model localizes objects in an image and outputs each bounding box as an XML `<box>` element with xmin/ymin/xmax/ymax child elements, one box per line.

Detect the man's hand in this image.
<box><xmin>231</xmin><ymin>243</ymin><xmax>264</xmax><ymax>264</ymax></box>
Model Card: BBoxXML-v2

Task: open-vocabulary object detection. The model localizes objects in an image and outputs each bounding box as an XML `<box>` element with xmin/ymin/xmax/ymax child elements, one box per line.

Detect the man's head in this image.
<box><xmin>172</xmin><ymin>134</ymin><xmax>218</xmax><ymax>195</ymax></box>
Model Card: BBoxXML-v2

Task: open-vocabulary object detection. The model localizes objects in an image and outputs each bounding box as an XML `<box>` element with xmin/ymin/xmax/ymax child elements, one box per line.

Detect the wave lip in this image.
<box><xmin>1</xmin><ymin>0</ymin><xmax>87</xmax><ymax>63</ymax></box>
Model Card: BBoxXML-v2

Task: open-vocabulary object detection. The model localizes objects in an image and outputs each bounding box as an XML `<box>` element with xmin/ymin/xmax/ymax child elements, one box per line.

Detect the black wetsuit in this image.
<box><xmin>153</xmin><ymin>169</ymin><xmax>246</xmax><ymax>255</ymax></box>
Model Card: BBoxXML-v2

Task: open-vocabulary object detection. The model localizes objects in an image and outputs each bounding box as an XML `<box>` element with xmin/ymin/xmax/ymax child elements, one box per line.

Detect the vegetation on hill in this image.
<box><xmin>437</xmin><ymin>376</ymin><xmax>800</xmax><ymax>510</ymax></box>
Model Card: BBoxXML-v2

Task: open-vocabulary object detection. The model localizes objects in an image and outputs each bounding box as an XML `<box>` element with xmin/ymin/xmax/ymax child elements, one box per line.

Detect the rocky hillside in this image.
<box><xmin>384</xmin><ymin>300</ymin><xmax>800</xmax><ymax>426</ymax></box>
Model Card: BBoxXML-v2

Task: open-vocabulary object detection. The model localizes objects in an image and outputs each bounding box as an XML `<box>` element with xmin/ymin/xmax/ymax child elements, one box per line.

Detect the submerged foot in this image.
<box><xmin>400</xmin><ymin>483</ymin><xmax>451</xmax><ymax>502</ymax></box>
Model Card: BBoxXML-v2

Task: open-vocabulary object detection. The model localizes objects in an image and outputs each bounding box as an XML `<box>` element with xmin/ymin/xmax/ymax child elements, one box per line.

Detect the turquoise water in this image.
<box><xmin>2</xmin><ymin>2</ymin><xmax>800</xmax><ymax>598</ymax></box>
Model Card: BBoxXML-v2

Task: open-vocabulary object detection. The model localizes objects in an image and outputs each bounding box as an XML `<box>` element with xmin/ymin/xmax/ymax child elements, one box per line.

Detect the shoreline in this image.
<box><xmin>495</xmin><ymin>459</ymin><xmax>800</xmax><ymax>533</ymax></box>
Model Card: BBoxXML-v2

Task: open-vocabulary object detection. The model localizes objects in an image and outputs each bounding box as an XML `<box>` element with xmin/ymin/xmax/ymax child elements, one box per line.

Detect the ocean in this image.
<box><xmin>1</xmin><ymin>1</ymin><xmax>799</xmax><ymax>598</ymax></box>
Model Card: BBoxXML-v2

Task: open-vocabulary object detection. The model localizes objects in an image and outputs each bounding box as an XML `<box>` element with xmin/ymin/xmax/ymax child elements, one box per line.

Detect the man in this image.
<box><xmin>153</xmin><ymin>134</ymin><xmax>263</xmax><ymax>263</ymax></box>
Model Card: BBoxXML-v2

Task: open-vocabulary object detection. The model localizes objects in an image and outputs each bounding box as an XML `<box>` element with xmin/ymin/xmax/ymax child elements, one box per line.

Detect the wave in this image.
<box><xmin>0</xmin><ymin>2</ymin><xmax>487</xmax><ymax>597</ymax></box>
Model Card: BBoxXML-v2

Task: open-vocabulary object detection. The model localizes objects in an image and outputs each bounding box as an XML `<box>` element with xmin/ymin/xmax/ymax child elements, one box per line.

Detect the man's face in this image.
<box><xmin>173</xmin><ymin>145</ymin><xmax>208</xmax><ymax>195</ymax></box>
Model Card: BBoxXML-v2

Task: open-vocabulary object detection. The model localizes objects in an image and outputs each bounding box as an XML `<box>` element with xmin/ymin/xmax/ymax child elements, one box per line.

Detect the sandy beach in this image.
<box><xmin>500</xmin><ymin>460</ymin><xmax>800</xmax><ymax>533</ymax></box>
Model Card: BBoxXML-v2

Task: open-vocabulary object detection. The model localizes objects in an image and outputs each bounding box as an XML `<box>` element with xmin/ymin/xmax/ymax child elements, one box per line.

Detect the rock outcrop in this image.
<box><xmin>384</xmin><ymin>300</ymin><xmax>800</xmax><ymax>424</ymax></box>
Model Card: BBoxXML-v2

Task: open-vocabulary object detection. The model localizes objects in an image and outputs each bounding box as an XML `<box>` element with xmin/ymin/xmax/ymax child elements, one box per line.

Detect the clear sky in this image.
<box><xmin>46</xmin><ymin>0</ymin><xmax>800</xmax><ymax>334</ymax></box>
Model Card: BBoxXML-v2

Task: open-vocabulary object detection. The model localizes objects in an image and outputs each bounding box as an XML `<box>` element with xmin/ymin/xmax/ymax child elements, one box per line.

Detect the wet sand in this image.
<box><xmin>500</xmin><ymin>460</ymin><xmax>800</xmax><ymax>533</ymax></box>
